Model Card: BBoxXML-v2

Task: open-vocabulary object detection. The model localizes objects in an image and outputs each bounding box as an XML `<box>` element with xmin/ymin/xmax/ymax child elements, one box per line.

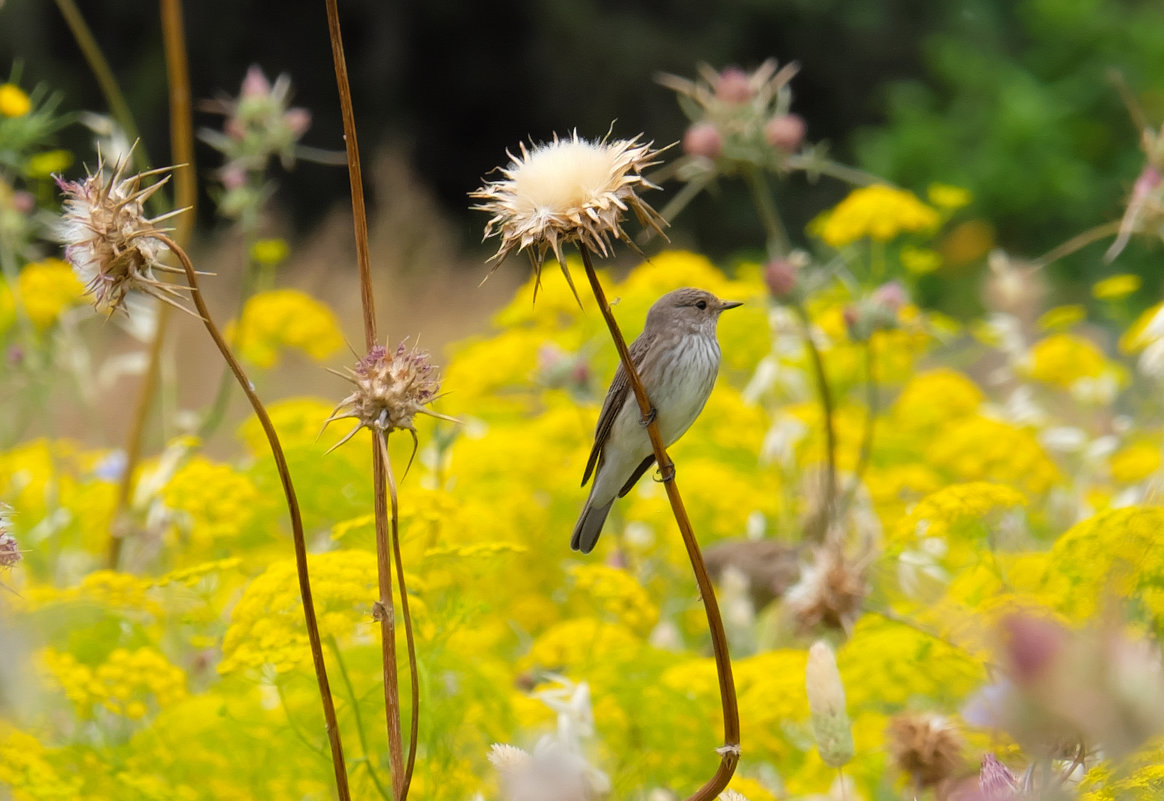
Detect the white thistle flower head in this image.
<box><xmin>472</xmin><ymin>130</ymin><xmax>669</xmax><ymax>302</ymax></box>
<box><xmin>488</xmin><ymin>737</ymin><xmax>609</xmax><ymax>801</ymax></box>
<box><xmin>323</xmin><ymin>340</ymin><xmax>456</xmax><ymax>452</ymax></box>
<box><xmin>55</xmin><ymin>148</ymin><xmax>187</xmax><ymax>315</ymax></box>
<box><xmin>718</xmin><ymin>792</ymin><xmax>750</xmax><ymax>801</ymax></box>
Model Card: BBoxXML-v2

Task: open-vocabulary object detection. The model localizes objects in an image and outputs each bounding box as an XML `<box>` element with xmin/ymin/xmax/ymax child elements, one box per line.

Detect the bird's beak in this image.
<box><xmin>719</xmin><ymin>300</ymin><xmax>743</xmax><ymax>311</ymax></box>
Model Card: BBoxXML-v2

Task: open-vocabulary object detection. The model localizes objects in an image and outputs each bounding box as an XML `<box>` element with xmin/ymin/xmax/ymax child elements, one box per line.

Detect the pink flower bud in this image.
<box><xmin>765</xmin><ymin>258</ymin><xmax>799</xmax><ymax>298</ymax></box>
<box><xmin>283</xmin><ymin>108</ymin><xmax>312</xmax><ymax>138</ymax></box>
<box><xmin>241</xmin><ymin>65</ymin><xmax>272</xmax><ymax>99</ymax></box>
<box><xmin>715</xmin><ymin>67</ymin><xmax>752</xmax><ymax>104</ymax></box>
<box><xmin>224</xmin><ymin>117</ymin><xmax>246</xmax><ymax>141</ymax></box>
<box><xmin>220</xmin><ymin>164</ymin><xmax>248</xmax><ymax>191</ymax></box>
<box><xmin>764</xmin><ymin>113</ymin><xmax>806</xmax><ymax>153</ymax></box>
<box><xmin>1133</xmin><ymin>165</ymin><xmax>1162</xmax><ymax>199</ymax></box>
<box><xmin>1002</xmin><ymin>613</ymin><xmax>1065</xmax><ymax>685</ymax></box>
<box><xmin>872</xmin><ymin>280</ymin><xmax>907</xmax><ymax>312</ymax></box>
<box><xmin>10</xmin><ymin>191</ymin><xmax>35</xmax><ymax>215</ymax></box>
<box><xmin>682</xmin><ymin>122</ymin><xmax>722</xmax><ymax>159</ymax></box>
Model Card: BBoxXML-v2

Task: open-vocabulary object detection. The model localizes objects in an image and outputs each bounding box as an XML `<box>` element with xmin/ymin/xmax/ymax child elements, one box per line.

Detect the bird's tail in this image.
<box><xmin>571</xmin><ymin>496</ymin><xmax>614</xmax><ymax>554</ymax></box>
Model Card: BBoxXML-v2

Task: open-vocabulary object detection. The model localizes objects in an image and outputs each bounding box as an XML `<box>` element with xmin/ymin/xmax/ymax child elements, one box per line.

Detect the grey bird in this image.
<box><xmin>571</xmin><ymin>287</ymin><xmax>742</xmax><ymax>553</ymax></box>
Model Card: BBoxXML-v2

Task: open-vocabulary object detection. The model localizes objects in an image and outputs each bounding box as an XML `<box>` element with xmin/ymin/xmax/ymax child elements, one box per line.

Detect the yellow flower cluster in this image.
<box><xmin>220</xmin><ymin>550</ymin><xmax>383</xmax><ymax>674</ymax></box>
<box><xmin>897</xmin><ymin>482</ymin><xmax>1027</xmax><ymax>543</ymax></box>
<box><xmin>38</xmin><ymin>646</ymin><xmax>186</xmax><ymax>720</ymax></box>
<box><xmin>926</xmin><ymin>415</ymin><xmax>1061</xmax><ymax>496</ymax></box>
<box><xmin>1023</xmin><ymin>332</ymin><xmax>1121</xmax><ymax>390</ymax></box>
<box><xmin>0</xmin><ymin>83</ymin><xmax>31</xmax><ymax>117</ymax></box>
<box><xmin>814</xmin><ymin>184</ymin><xmax>940</xmax><ymax>247</ymax></box>
<box><xmin>162</xmin><ymin>455</ymin><xmax>260</xmax><ymax>554</ymax></box>
<box><xmin>17</xmin><ymin>258</ymin><xmax>86</xmax><ymax>329</ymax></box>
<box><xmin>229</xmin><ymin>288</ymin><xmax>344</xmax><ymax>368</ymax></box>
<box><xmin>569</xmin><ymin>564</ymin><xmax>660</xmax><ymax>634</ymax></box>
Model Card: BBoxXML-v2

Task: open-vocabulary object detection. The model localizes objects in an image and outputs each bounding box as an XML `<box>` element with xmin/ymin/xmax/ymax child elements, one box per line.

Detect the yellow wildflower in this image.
<box><xmin>229</xmin><ymin>288</ymin><xmax>344</xmax><ymax>368</ymax></box>
<box><xmin>1120</xmin><ymin>301</ymin><xmax>1164</xmax><ymax>353</ymax></box>
<box><xmin>1093</xmin><ymin>273</ymin><xmax>1141</xmax><ymax>300</ymax></box>
<box><xmin>1044</xmin><ymin>506</ymin><xmax>1164</xmax><ymax>621</ymax></box>
<box><xmin>1109</xmin><ymin>441</ymin><xmax>1161</xmax><ymax>484</ymax></box>
<box><xmin>17</xmin><ymin>258</ymin><xmax>86</xmax><ymax>329</ymax></box>
<box><xmin>892</xmin><ymin>368</ymin><xmax>984</xmax><ymax>432</ymax></box>
<box><xmin>900</xmin><ymin>245</ymin><xmax>942</xmax><ymax>275</ymax></box>
<box><xmin>815</xmin><ymin>184</ymin><xmax>939</xmax><ymax>248</ymax></box>
<box><xmin>569</xmin><ymin>564</ymin><xmax>659</xmax><ymax>635</ymax></box>
<box><xmin>220</xmin><ymin>550</ymin><xmax>390</xmax><ymax>674</ymax></box>
<box><xmin>25</xmin><ymin>149</ymin><xmax>74</xmax><ymax>178</ymax></box>
<box><xmin>1023</xmin><ymin>333</ymin><xmax>1117</xmax><ymax>390</ymax></box>
<box><xmin>1037</xmin><ymin>305</ymin><xmax>1087</xmax><ymax>332</ymax></box>
<box><xmin>927</xmin><ymin>183</ymin><xmax>972</xmax><ymax>210</ymax></box>
<box><xmin>0</xmin><ymin>730</ymin><xmax>82</xmax><ymax>799</ymax></box>
<box><xmin>0</xmin><ymin>83</ymin><xmax>31</xmax><ymax>117</ymax></box>
<box><xmin>519</xmin><ymin>617</ymin><xmax>640</xmax><ymax>673</ymax></box>
<box><xmin>249</xmin><ymin>237</ymin><xmax>290</xmax><ymax>266</ymax></box>
<box><xmin>38</xmin><ymin>646</ymin><xmax>186</xmax><ymax>719</ymax></box>
<box><xmin>927</xmin><ymin>415</ymin><xmax>1060</xmax><ymax>496</ymax></box>
<box><xmin>898</xmin><ymin>482</ymin><xmax>1026</xmax><ymax>542</ymax></box>
<box><xmin>162</xmin><ymin>456</ymin><xmax>260</xmax><ymax>552</ymax></box>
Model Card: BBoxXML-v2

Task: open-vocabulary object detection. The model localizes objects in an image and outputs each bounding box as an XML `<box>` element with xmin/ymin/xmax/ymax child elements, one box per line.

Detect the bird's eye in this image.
<box><xmin>696</xmin><ymin>300</ymin><xmax>708</xmax><ymax>310</ymax></box>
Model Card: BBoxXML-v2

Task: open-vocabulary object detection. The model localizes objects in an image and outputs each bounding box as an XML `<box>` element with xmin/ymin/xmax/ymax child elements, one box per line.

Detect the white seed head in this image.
<box><xmin>472</xmin><ymin>131</ymin><xmax>668</xmax><ymax>300</ymax></box>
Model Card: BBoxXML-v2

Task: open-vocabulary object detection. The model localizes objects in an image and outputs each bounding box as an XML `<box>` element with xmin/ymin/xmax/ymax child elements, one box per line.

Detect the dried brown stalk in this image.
<box><xmin>158</xmin><ymin>234</ymin><xmax>351</xmax><ymax>801</ymax></box>
<box><xmin>324</xmin><ymin>2</ymin><xmax>419</xmax><ymax>798</ymax></box>
<box><xmin>578</xmin><ymin>244</ymin><xmax>740</xmax><ymax>800</ymax></box>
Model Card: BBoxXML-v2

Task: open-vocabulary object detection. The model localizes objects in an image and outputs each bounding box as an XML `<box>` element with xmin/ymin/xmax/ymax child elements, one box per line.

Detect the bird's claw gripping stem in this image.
<box><xmin>640</xmin><ymin>407</ymin><xmax>657</xmax><ymax>427</ymax></box>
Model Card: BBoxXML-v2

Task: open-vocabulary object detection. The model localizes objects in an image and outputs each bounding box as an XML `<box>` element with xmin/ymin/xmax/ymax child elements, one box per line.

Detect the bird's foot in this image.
<box><xmin>654</xmin><ymin>460</ymin><xmax>676</xmax><ymax>483</ymax></box>
<box><xmin>640</xmin><ymin>407</ymin><xmax>657</xmax><ymax>427</ymax></box>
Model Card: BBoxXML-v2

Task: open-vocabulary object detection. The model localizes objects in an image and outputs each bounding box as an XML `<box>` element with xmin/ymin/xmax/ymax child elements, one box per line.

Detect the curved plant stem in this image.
<box><xmin>378</xmin><ymin>435</ymin><xmax>420</xmax><ymax>800</ymax></box>
<box><xmin>324</xmin><ymin>3</ymin><xmax>417</xmax><ymax>799</ymax></box>
<box><xmin>106</xmin><ymin>0</ymin><xmax>196</xmax><ymax>568</ymax></box>
<box><xmin>791</xmin><ymin>300</ymin><xmax>838</xmax><ymax>540</ymax></box>
<box><xmin>53</xmin><ymin>0</ymin><xmax>147</xmax><ymax>167</ymax></box>
<box><xmin>159</xmin><ymin>234</ymin><xmax>352</xmax><ymax>801</ymax></box>
<box><xmin>332</xmin><ymin>636</ymin><xmax>393</xmax><ymax>801</ymax></box>
<box><xmin>578</xmin><ymin>245</ymin><xmax>739</xmax><ymax>801</ymax></box>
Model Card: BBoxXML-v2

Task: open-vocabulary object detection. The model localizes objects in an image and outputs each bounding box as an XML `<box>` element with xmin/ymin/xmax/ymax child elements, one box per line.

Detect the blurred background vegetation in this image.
<box><xmin>3</xmin><ymin>0</ymin><xmax>1164</xmax><ymax>314</ymax></box>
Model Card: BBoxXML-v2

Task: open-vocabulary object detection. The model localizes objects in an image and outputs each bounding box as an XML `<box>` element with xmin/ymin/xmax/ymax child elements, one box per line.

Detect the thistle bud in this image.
<box><xmin>682</xmin><ymin>122</ymin><xmax>723</xmax><ymax>159</ymax></box>
<box><xmin>715</xmin><ymin>67</ymin><xmax>753</xmax><ymax>104</ymax></box>
<box><xmin>805</xmin><ymin>640</ymin><xmax>854</xmax><ymax>767</ymax></box>
<box><xmin>764</xmin><ymin>113</ymin><xmax>806</xmax><ymax>153</ymax></box>
<box><xmin>764</xmin><ymin>258</ymin><xmax>799</xmax><ymax>299</ymax></box>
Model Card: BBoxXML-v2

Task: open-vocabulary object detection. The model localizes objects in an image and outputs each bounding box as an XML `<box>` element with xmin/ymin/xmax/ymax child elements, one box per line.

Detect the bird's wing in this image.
<box><xmin>581</xmin><ymin>331</ymin><xmax>656</xmax><ymax>487</ymax></box>
<box><xmin>618</xmin><ymin>455</ymin><xmax>656</xmax><ymax>497</ymax></box>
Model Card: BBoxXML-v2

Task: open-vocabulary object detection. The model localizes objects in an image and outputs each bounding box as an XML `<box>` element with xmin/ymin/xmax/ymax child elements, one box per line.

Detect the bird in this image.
<box><xmin>571</xmin><ymin>287</ymin><xmax>742</xmax><ymax>553</ymax></box>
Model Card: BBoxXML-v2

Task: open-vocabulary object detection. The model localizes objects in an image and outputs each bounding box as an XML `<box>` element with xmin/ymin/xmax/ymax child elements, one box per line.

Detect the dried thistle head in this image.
<box><xmin>471</xmin><ymin>130</ymin><xmax>668</xmax><ymax>302</ymax></box>
<box><xmin>324</xmin><ymin>340</ymin><xmax>454</xmax><ymax>451</ymax></box>
<box><xmin>55</xmin><ymin>150</ymin><xmax>187</xmax><ymax>314</ymax></box>
<box><xmin>887</xmin><ymin>713</ymin><xmax>966</xmax><ymax>790</ymax></box>
<box><xmin>784</xmin><ymin>544</ymin><xmax>868</xmax><ymax>634</ymax></box>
